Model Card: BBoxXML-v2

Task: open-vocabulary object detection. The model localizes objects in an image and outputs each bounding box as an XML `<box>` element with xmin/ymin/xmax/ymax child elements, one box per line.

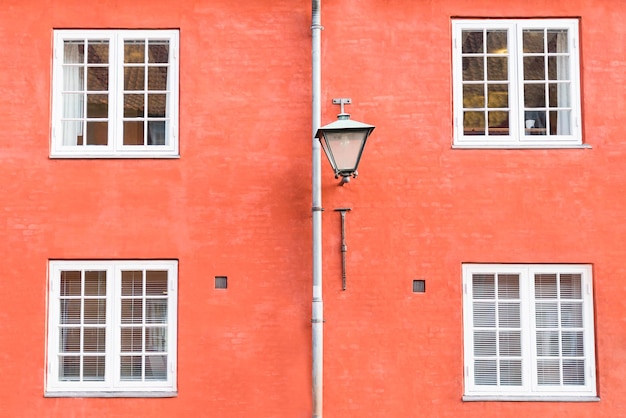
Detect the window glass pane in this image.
<box><xmin>148</xmin><ymin>67</ymin><xmax>168</xmax><ymax>91</ymax></box>
<box><xmin>62</xmin><ymin>68</ymin><xmax>84</xmax><ymax>91</ymax></box>
<box><xmin>124</xmin><ymin>67</ymin><xmax>145</xmax><ymax>91</ymax></box>
<box><xmin>487</xmin><ymin>84</ymin><xmax>508</xmax><ymax>108</ymax></box>
<box><xmin>463</xmin><ymin>85</ymin><xmax>484</xmax><ymax>108</ymax></box>
<box><xmin>474</xmin><ymin>331</ymin><xmax>496</xmax><ymax>356</ymax></box>
<box><xmin>125</xmin><ymin>41</ymin><xmax>145</xmax><ymax>63</ymax></box>
<box><xmin>85</xmin><ymin>121</ymin><xmax>108</xmax><ymax>145</ymax></box>
<box><xmin>547</xmin><ymin>29</ymin><xmax>568</xmax><ymax>53</ymax></box>
<box><xmin>536</xmin><ymin>302</ymin><xmax>558</xmax><ymax>327</ymax></box>
<box><xmin>64</xmin><ymin>41</ymin><xmax>85</xmax><ymax>64</ymax></box>
<box><xmin>536</xmin><ymin>330</ymin><xmax>560</xmax><ymax>356</ymax></box>
<box><xmin>60</xmin><ymin>271</ymin><xmax>82</xmax><ymax>296</ymax></box>
<box><xmin>560</xmin><ymin>274</ymin><xmax>582</xmax><ymax>299</ymax></box>
<box><xmin>523</xmin><ymin>30</ymin><xmax>544</xmax><ymax>53</ymax></box>
<box><xmin>474</xmin><ymin>359</ymin><xmax>497</xmax><ymax>385</ymax></box>
<box><xmin>563</xmin><ymin>360</ymin><xmax>585</xmax><ymax>385</ymax></box>
<box><xmin>473</xmin><ymin>302</ymin><xmax>495</xmax><ymax>327</ymax></box>
<box><xmin>145</xmin><ymin>355</ymin><xmax>167</xmax><ymax>380</ymax></box>
<box><xmin>562</xmin><ymin>331</ymin><xmax>584</xmax><ymax>356</ymax></box>
<box><xmin>124</xmin><ymin>94</ymin><xmax>144</xmax><ymax>117</ymax></box>
<box><xmin>499</xmin><ymin>331</ymin><xmax>521</xmax><ymax>356</ymax></box>
<box><xmin>59</xmin><ymin>356</ymin><xmax>80</xmax><ymax>381</ymax></box>
<box><xmin>524</xmin><ymin>84</ymin><xmax>545</xmax><ymax>108</ymax></box>
<box><xmin>148</xmin><ymin>94</ymin><xmax>167</xmax><ymax>117</ymax></box>
<box><xmin>62</xmin><ymin>94</ymin><xmax>84</xmax><ymax>118</ymax></box>
<box><xmin>87</xmin><ymin>94</ymin><xmax>108</xmax><ymax>118</ymax></box>
<box><xmin>462</xmin><ymin>30</ymin><xmax>483</xmax><ymax>53</ymax></box>
<box><xmin>537</xmin><ymin>359</ymin><xmax>561</xmax><ymax>385</ymax></box>
<box><xmin>486</xmin><ymin>30</ymin><xmax>507</xmax><ymax>54</ymax></box>
<box><xmin>83</xmin><ymin>356</ymin><xmax>106</xmax><ymax>381</ymax></box>
<box><xmin>548</xmin><ymin>56</ymin><xmax>569</xmax><ymax>81</ymax></box>
<box><xmin>87</xmin><ymin>67</ymin><xmax>108</xmax><ymax>91</ymax></box>
<box><xmin>146</xmin><ymin>327</ymin><xmax>167</xmax><ymax>352</ymax></box>
<box><xmin>59</xmin><ymin>328</ymin><xmax>81</xmax><ymax>352</ymax></box>
<box><xmin>84</xmin><ymin>271</ymin><xmax>106</xmax><ymax>296</ymax></box>
<box><xmin>549</xmin><ymin>83</ymin><xmax>570</xmax><ymax>107</ymax></box>
<box><xmin>463</xmin><ymin>57</ymin><xmax>484</xmax><ymax>81</ymax></box>
<box><xmin>524</xmin><ymin>111</ymin><xmax>546</xmax><ymax>135</ymax></box>
<box><xmin>62</xmin><ymin>121</ymin><xmax>84</xmax><ymax>145</ymax></box>
<box><xmin>524</xmin><ymin>56</ymin><xmax>545</xmax><ymax>80</ymax></box>
<box><xmin>83</xmin><ymin>328</ymin><xmax>106</xmax><ymax>352</ymax></box>
<box><xmin>146</xmin><ymin>299</ymin><xmax>168</xmax><ymax>324</ymax></box>
<box><xmin>123</xmin><ymin>121</ymin><xmax>145</xmax><ymax>145</ymax></box>
<box><xmin>121</xmin><ymin>327</ymin><xmax>143</xmax><ymax>352</ymax></box>
<box><xmin>121</xmin><ymin>299</ymin><xmax>143</xmax><ymax>324</ymax></box>
<box><xmin>60</xmin><ymin>300</ymin><xmax>81</xmax><ymax>324</ymax></box>
<box><xmin>488</xmin><ymin>111</ymin><xmax>508</xmax><ymax>135</ymax></box>
<box><xmin>122</xmin><ymin>271</ymin><xmax>144</xmax><ymax>296</ymax></box>
<box><xmin>535</xmin><ymin>274</ymin><xmax>557</xmax><ymax>298</ymax></box>
<box><xmin>473</xmin><ymin>274</ymin><xmax>495</xmax><ymax>298</ymax></box>
<box><xmin>84</xmin><ymin>299</ymin><xmax>106</xmax><ymax>324</ymax></box>
<box><xmin>549</xmin><ymin>110</ymin><xmax>571</xmax><ymax>135</ymax></box>
<box><xmin>464</xmin><ymin>112</ymin><xmax>485</xmax><ymax>135</ymax></box>
<box><xmin>498</xmin><ymin>274</ymin><xmax>519</xmax><ymax>298</ymax></box>
<box><xmin>146</xmin><ymin>271</ymin><xmax>168</xmax><ymax>294</ymax></box>
<box><xmin>87</xmin><ymin>41</ymin><xmax>109</xmax><ymax>64</ymax></box>
<box><xmin>148</xmin><ymin>41</ymin><xmax>169</xmax><ymax>63</ymax></box>
<box><xmin>561</xmin><ymin>302</ymin><xmax>583</xmax><ymax>328</ymax></box>
<box><xmin>499</xmin><ymin>359</ymin><xmax>522</xmax><ymax>386</ymax></box>
<box><xmin>487</xmin><ymin>56</ymin><xmax>507</xmax><ymax>81</ymax></box>
<box><xmin>120</xmin><ymin>355</ymin><xmax>143</xmax><ymax>380</ymax></box>
<box><xmin>498</xmin><ymin>302</ymin><xmax>520</xmax><ymax>327</ymax></box>
<box><xmin>148</xmin><ymin>121</ymin><xmax>166</xmax><ymax>145</ymax></box>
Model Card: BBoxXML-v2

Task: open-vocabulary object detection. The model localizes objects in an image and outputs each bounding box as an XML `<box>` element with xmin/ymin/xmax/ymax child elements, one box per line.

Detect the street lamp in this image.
<box><xmin>316</xmin><ymin>98</ymin><xmax>375</xmax><ymax>185</ymax></box>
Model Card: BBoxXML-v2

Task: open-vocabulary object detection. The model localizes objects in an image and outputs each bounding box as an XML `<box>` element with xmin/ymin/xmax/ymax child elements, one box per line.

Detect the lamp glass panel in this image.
<box><xmin>323</xmin><ymin>130</ymin><xmax>367</xmax><ymax>172</ymax></box>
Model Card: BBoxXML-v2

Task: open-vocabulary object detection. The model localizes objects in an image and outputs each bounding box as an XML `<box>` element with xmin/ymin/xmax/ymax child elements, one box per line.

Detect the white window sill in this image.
<box><xmin>452</xmin><ymin>143</ymin><xmax>592</xmax><ymax>150</ymax></box>
<box><xmin>463</xmin><ymin>395</ymin><xmax>600</xmax><ymax>402</ymax></box>
<box><xmin>45</xmin><ymin>391</ymin><xmax>177</xmax><ymax>398</ymax></box>
<box><xmin>49</xmin><ymin>153</ymin><xmax>180</xmax><ymax>159</ymax></box>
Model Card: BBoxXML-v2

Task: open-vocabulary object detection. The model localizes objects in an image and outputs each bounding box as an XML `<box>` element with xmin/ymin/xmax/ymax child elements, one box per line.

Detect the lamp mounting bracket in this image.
<box><xmin>332</xmin><ymin>98</ymin><xmax>352</xmax><ymax>116</ymax></box>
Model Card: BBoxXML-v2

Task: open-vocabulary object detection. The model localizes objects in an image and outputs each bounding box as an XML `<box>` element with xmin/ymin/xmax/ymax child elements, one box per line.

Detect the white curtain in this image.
<box><xmin>556</xmin><ymin>31</ymin><xmax>570</xmax><ymax>135</ymax></box>
<box><xmin>62</xmin><ymin>42</ymin><xmax>84</xmax><ymax>145</ymax></box>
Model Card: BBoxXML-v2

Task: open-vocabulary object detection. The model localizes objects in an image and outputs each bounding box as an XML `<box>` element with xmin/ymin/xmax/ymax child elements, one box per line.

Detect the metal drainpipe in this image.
<box><xmin>311</xmin><ymin>1</ymin><xmax>323</xmax><ymax>417</ymax></box>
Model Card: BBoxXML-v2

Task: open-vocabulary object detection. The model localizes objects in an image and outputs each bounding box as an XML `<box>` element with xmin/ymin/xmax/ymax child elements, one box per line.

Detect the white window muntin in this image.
<box><xmin>51</xmin><ymin>30</ymin><xmax>179</xmax><ymax>158</ymax></box>
<box><xmin>462</xmin><ymin>264</ymin><xmax>596</xmax><ymax>398</ymax></box>
<box><xmin>46</xmin><ymin>260</ymin><xmax>178</xmax><ymax>394</ymax></box>
<box><xmin>452</xmin><ymin>20</ymin><xmax>581</xmax><ymax>148</ymax></box>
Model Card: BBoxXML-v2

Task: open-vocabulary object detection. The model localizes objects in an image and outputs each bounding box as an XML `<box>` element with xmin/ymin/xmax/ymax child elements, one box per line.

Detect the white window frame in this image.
<box><xmin>46</xmin><ymin>260</ymin><xmax>178</xmax><ymax>396</ymax></box>
<box><xmin>51</xmin><ymin>30</ymin><xmax>179</xmax><ymax>158</ymax></box>
<box><xmin>462</xmin><ymin>264</ymin><xmax>597</xmax><ymax>400</ymax></box>
<box><xmin>452</xmin><ymin>19</ymin><xmax>583</xmax><ymax>148</ymax></box>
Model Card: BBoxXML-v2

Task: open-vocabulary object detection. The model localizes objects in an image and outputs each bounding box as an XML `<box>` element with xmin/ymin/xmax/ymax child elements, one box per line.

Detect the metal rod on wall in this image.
<box><xmin>335</xmin><ymin>208</ymin><xmax>351</xmax><ymax>291</ymax></box>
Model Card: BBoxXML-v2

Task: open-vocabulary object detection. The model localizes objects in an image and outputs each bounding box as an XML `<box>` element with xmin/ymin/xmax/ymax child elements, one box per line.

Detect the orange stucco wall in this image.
<box><xmin>1</xmin><ymin>0</ymin><xmax>626</xmax><ymax>417</ymax></box>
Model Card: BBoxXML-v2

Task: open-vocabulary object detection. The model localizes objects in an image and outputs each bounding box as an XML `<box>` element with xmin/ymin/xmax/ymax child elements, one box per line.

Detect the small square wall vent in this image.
<box><xmin>215</xmin><ymin>276</ymin><xmax>228</xmax><ymax>289</ymax></box>
<box><xmin>412</xmin><ymin>280</ymin><xmax>425</xmax><ymax>293</ymax></box>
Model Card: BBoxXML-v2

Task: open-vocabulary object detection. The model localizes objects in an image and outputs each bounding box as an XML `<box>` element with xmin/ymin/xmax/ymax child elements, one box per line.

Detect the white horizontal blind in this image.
<box><xmin>472</xmin><ymin>273</ymin><xmax>522</xmax><ymax>387</ymax></box>
<box><xmin>534</xmin><ymin>272</ymin><xmax>586</xmax><ymax>387</ymax></box>
<box><xmin>119</xmin><ymin>269</ymin><xmax>169</xmax><ymax>382</ymax></box>
<box><xmin>57</xmin><ymin>270</ymin><xmax>108</xmax><ymax>382</ymax></box>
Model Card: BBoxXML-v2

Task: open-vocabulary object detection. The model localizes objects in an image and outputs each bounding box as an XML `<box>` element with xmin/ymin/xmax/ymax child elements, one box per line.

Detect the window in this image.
<box><xmin>51</xmin><ymin>30</ymin><xmax>179</xmax><ymax>157</ymax></box>
<box><xmin>46</xmin><ymin>260</ymin><xmax>178</xmax><ymax>396</ymax></box>
<box><xmin>462</xmin><ymin>264</ymin><xmax>596</xmax><ymax>400</ymax></box>
<box><xmin>452</xmin><ymin>20</ymin><xmax>582</xmax><ymax>148</ymax></box>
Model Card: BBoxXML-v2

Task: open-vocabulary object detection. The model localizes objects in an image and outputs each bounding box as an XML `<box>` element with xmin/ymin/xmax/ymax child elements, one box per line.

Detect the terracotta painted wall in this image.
<box><xmin>1</xmin><ymin>0</ymin><xmax>625</xmax><ymax>417</ymax></box>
